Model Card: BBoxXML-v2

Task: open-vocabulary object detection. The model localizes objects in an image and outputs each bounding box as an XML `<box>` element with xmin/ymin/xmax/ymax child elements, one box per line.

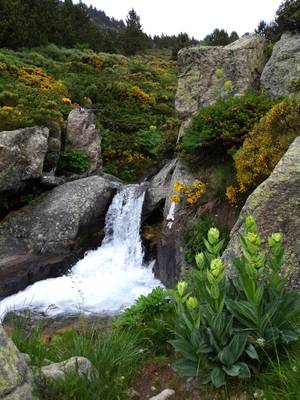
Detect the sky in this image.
<box><xmin>76</xmin><ymin>0</ymin><xmax>283</xmax><ymax>39</ymax></box>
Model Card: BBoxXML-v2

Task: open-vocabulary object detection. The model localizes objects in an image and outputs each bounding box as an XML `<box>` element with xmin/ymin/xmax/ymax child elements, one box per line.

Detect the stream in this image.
<box><xmin>0</xmin><ymin>185</ymin><xmax>161</xmax><ymax>321</ymax></box>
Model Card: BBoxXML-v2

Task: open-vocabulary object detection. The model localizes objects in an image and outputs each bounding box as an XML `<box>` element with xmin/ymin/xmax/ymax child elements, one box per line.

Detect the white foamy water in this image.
<box><xmin>0</xmin><ymin>185</ymin><xmax>161</xmax><ymax>321</ymax></box>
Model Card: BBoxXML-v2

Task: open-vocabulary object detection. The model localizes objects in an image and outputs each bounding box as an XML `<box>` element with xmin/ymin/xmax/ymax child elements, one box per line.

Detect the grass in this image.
<box><xmin>9</xmin><ymin>316</ymin><xmax>146</xmax><ymax>400</ymax></box>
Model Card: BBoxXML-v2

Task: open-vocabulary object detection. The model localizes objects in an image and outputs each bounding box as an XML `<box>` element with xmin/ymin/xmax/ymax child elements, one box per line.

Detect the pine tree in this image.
<box><xmin>120</xmin><ymin>9</ymin><xmax>147</xmax><ymax>55</ymax></box>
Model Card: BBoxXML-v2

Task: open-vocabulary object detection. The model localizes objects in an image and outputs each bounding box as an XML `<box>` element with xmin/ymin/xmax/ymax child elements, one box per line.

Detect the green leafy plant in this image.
<box><xmin>181</xmin><ymin>93</ymin><xmax>274</xmax><ymax>164</ymax></box>
<box><xmin>184</xmin><ymin>217</ymin><xmax>229</xmax><ymax>264</ymax></box>
<box><xmin>113</xmin><ymin>287</ymin><xmax>174</xmax><ymax>353</ymax></box>
<box><xmin>57</xmin><ymin>149</ymin><xmax>90</xmax><ymax>174</ymax></box>
<box><xmin>170</xmin><ymin>216</ymin><xmax>300</xmax><ymax>390</ymax></box>
<box><xmin>137</xmin><ymin>125</ymin><xmax>161</xmax><ymax>157</ymax></box>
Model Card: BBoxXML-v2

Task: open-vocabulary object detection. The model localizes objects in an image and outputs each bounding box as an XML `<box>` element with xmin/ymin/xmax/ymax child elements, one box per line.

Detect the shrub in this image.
<box><xmin>181</xmin><ymin>93</ymin><xmax>274</xmax><ymax>163</ymax></box>
<box><xmin>169</xmin><ymin>180</ymin><xmax>207</xmax><ymax>205</ymax></box>
<box><xmin>113</xmin><ymin>287</ymin><xmax>174</xmax><ymax>354</ymax></box>
<box><xmin>137</xmin><ymin>125</ymin><xmax>162</xmax><ymax>156</ymax></box>
<box><xmin>57</xmin><ymin>149</ymin><xmax>90</xmax><ymax>174</ymax></box>
<box><xmin>170</xmin><ymin>216</ymin><xmax>300</xmax><ymax>389</ymax></box>
<box><xmin>226</xmin><ymin>94</ymin><xmax>300</xmax><ymax>206</ymax></box>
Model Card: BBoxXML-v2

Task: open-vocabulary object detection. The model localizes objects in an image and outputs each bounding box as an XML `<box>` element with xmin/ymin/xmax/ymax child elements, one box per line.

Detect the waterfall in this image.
<box><xmin>0</xmin><ymin>185</ymin><xmax>161</xmax><ymax>320</ymax></box>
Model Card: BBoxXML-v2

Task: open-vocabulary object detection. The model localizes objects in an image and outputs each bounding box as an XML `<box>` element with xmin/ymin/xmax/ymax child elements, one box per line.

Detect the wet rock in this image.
<box><xmin>144</xmin><ymin>159</ymin><xmax>177</xmax><ymax>216</ymax></box>
<box><xmin>261</xmin><ymin>32</ymin><xmax>300</xmax><ymax>97</ymax></box>
<box><xmin>149</xmin><ymin>389</ymin><xmax>175</xmax><ymax>400</ymax></box>
<box><xmin>41</xmin><ymin>356</ymin><xmax>96</xmax><ymax>382</ymax></box>
<box><xmin>0</xmin><ymin>176</ymin><xmax>116</xmax><ymax>297</ymax></box>
<box><xmin>0</xmin><ymin>126</ymin><xmax>49</xmax><ymax>193</ymax></box>
<box><xmin>0</xmin><ymin>326</ymin><xmax>36</xmax><ymax>399</ymax></box>
<box><xmin>223</xmin><ymin>136</ymin><xmax>300</xmax><ymax>287</ymax></box>
<box><xmin>66</xmin><ymin>108</ymin><xmax>101</xmax><ymax>172</ymax></box>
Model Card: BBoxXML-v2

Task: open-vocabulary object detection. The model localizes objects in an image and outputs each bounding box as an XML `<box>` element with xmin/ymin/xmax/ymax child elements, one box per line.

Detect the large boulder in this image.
<box><xmin>261</xmin><ymin>32</ymin><xmax>300</xmax><ymax>97</ymax></box>
<box><xmin>143</xmin><ymin>159</ymin><xmax>177</xmax><ymax>217</ymax></box>
<box><xmin>223</xmin><ymin>136</ymin><xmax>300</xmax><ymax>287</ymax></box>
<box><xmin>0</xmin><ymin>127</ymin><xmax>49</xmax><ymax>193</ymax></box>
<box><xmin>66</xmin><ymin>108</ymin><xmax>101</xmax><ymax>172</ymax></box>
<box><xmin>0</xmin><ymin>176</ymin><xmax>117</xmax><ymax>298</ymax></box>
<box><xmin>0</xmin><ymin>326</ymin><xmax>36</xmax><ymax>399</ymax></box>
<box><xmin>175</xmin><ymin>34</ymin><xmax>268</xmax><ymax>140</ymax></box>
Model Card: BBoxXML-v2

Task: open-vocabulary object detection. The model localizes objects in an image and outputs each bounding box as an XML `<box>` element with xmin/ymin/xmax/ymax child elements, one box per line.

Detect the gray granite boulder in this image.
<box><xmin>261</xmin><ymin>32</ymin><xmax>300</xmax><ymax>97</ymax></box>
<box><xmin>175</xmin><ymin>34</ymin><xmax>268</xmax><ymax>140</ymax></box>
<box><xmin>223</xmin><ymin>136</ymin><xmax>300</xmax><ymax>288</ymax></box>
<box><xmin>66</xmin><ymin>108</ymin><xmax>101</xmax><ymax>172</ymax></box>
<box><xmin>0</xmin><ymin>326</ymin><xmax>36</xmax><ymax>399</ymax></box>
<box><xmin>0</xmin><ymin>127</ymin><xmax>49</xmax><ymax>193</ymax></box>
<box><xmin>41</xmin><ymin>356</ymin><xmax>96</xmax><ymax>382</ymax></box>
<box><xmin>0</xmin><ymin>176</ymin><xmax>117</xmax><ymax>297</ymax></box>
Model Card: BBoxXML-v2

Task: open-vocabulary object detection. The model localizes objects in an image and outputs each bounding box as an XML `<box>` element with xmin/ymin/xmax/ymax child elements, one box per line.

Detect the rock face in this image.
<box><xmin>43</xmin><ymin>122</ymin><xmax>61</xmax><ymax>172</ymax></box>
<box><xmin>0</xmin><ymin>326</ymin><xmax>36</xmax><ymax>399</ymax></box>
<box><xmin>41</xmin><ymin>356</ymin><xmax>96</xmax><ymax>382</ymax></box>
<box><xmin>261</xmin><ymin>32</ymin><xmax>300</xmax><ymax>97</ymax></box>
<box><xmin>0</xmin><ymin>176</ymin><xmax>117</xmax><ymax>298</ymax></box>
<box><xmin>175</xmin><ymin>34</ymin><xmax>268</xmax><ymax>139</ymax></box>
<box><xmin>143</xmin><ymin>159</ymin><xmax>177</xmax><ymax>217</ymax></box>
<box><xmin>66</xmin><ymin>108</ymin><xmax>101</xmax><ymax>172</ymax></box>
<box><xmin>223</xmin><ymin>136</ymin><xmax>300</xmax><ymax>287</ymax></box>
<box><xmin>154</xmin><ymin>159</ymin><xmax>196</xmax><ymax>287</ymax></box>
<box><xmin>0</xmin><ymin>127</ymin><xmax>49</xmax><ymax>193</ymax></box>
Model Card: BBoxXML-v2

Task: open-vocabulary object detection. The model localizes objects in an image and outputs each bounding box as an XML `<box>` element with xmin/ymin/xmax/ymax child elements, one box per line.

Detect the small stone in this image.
<box><xmin>41</xmin><ymin>356</ymin><xmax>97</xmax><ymax>382</ymax></box>
<box><xmin>149</xmin><ymin>389</ymin><xmax>175</xmax><ymax>400</ymax></box>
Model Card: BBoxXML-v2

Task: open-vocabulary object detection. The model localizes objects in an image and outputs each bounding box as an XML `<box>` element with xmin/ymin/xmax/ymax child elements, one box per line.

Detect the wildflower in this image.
<box><xmin>63</xmin><ymin>97</ymin><xmax>72</xmax><ymax>104</ymax></box>
<box><xmin>215</xmin><ymin>68</ymin><xmax>223</xmax><ymax>78</ymax></box>
<box><xmin>210</xmin><ymin>258</ymin><xmax>224</xmax><ymax>278</ymax></box>
<box><xmin>268</xmin><ymin>232</ymin><xmax>283</xmax><ymax>247</ymax></box>
<box><xmin>208</xmin><ymin>227</ymin><xmax>220</xmax><ymax>245</ymax></box>
<box><xmin>187</xmin><ymin>296</ymin><xmax>198</xmax><ymax>310</ymax></box>
<box><xmin>195</xmin><ymin>252</ymin><xmax>205</xmax><ymax>270</ymax></box>
<box><xmin>1</xmin><ymin>106</ymin><xmax>14</xmax><ymax>111</ymax></box>
<box><xmin>292</xmin><ymin>365</ymin><xmax>297</xmax><ymax>372</ymax></box>
<box><xmin>170</xmin><ymin>195</ymin><xmax>181</xmax><ymax>203</ymax></box>
<box><xmin>245</xmin><ymin>215</ymin><xmax>257</xmax><ymax>233</ymax></box>
<box><xmin>256</xmin><ymin>338</ymin><xmax>266</xmax><ymax>347</ymax></box>
<box><xmin>177</xmin><ymin>281</ymin><xmax>187</xmax><ymax>297</ymax></box>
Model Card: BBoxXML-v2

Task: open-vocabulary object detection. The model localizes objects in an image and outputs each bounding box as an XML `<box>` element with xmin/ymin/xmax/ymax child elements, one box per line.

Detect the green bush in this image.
<box><xmin>137</xmin><ymin>125</ymin><xmax>162</xmax><ymax>157</ymax></box>
<box><xmin>57</xmin><ymin>149</ymin><xmax>90</xmax><ymax>174</ymax></box>
<box><xmin>171</xmin><ymin>216</ymin><xmax>300</xmax><ymax>388</ymax></box>
<box><xmin>182</xmin><ymin>93</ymin><xmax>274</xmax><ymax>163</ymax></box>
<box><xmin>113</xmin><ymin>287</ymin><xmax>174</xmax><ymax>354</ymax></box>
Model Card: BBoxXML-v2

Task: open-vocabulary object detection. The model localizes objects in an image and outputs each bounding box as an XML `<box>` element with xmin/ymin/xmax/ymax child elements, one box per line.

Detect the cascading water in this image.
<box><xmin>0</xmin><ymin>185</ymin><xmax>161</xmax><ymax>320</ymax></box>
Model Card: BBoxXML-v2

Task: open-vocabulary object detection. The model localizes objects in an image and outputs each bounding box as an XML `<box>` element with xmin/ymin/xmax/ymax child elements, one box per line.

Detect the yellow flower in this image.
<box><xmin>1</xmin><ymin>106</ymin><xmax>14</xmax><ymax>111</ymax></box>
<box><xmin>170</xmin><ymin>195</ymin><xmax>181</xmax><ymax>203</ymax></box>
<box><xmin>63</xmin><ymin>97</ymin><xmax>72</xmax><ymax>104</ymax></box>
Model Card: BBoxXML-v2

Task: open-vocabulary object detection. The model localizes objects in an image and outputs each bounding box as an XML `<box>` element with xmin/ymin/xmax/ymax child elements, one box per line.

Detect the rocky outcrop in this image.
<box><xmin>0</xmin><ymin>127</ymin><xmax>49</xmax><ymax>193</ymax></box>
<box><xmin>143</xmin><ymin>159</ymin><xmax>177</xmax><ymax>217</ymax></box>
<box><xmin>0</xmin><ymin>176</ymin><xmax>117</xmax><ymax>298</ymax></box>
<box><xmin>175</xmin><ymin>34</ymin><xmax>268</xmax><ymax>140</ymax></box>
<box><xmin>223</xmin><ymin>136</ymin><xmax>300</xmax><ymax>287</ymax></box>
<box><xmin>66</xmin><ymin>108</ymin><xmax>101</xmax><ymax>172</ymax></box>
<box><xmin>261</xmin><ymin>32</ymin><xmax>300</xmax><ymax>97</ymax></box>
<box><xmin>43</xmin><ymin>122</ymin><xmax>61</xmax><ymax>172</ymax></box>
<box><xmin>0</xmin><ymin>326</ymin><xmax>36</xmax><ymax>399</ymax></box>
<box><xmin>154</xmin><ymin>160</ymin><xmax>197</xmax><ymax>287</ymax></box>
<box><xmin>41</xmin><ymin>356</ymin><xmax>96</xmax><ymax>382</ymax></box>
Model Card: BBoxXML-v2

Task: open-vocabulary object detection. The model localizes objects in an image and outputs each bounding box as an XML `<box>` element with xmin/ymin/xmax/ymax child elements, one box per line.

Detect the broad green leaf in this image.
<box><xmin>223</xmin><ymin>364</ymin><xmax>241</xmax><ymax>377</ymax></box>
<box><xmin>245</xmin><ymin>344</ymin><xmax>259</xmax><ymax>360</ymax></box>
<box><xmin>211</xmin><ymin>367</ymin><xmax>225</xmax><ymax>388</ymax></box>
<box><xmin>235</xmin><ymin>362</ymin><xmax>251</xmax><ymax>378</ymax></box>
<box><xmin>218</xmin><ymin>335</ymin><xmax>248</xmax><ymax>366</ymax></box>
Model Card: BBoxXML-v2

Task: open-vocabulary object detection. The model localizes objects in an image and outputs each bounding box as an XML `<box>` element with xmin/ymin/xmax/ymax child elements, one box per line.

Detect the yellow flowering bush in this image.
<box><xmin>128</xmin><ymin>85</ymin><xmax>155</xmax><ymax>105</ymax></box>
<box><xmin>226</xmin><ymin>94</ymin><xmax>300</xmax><ymax>206</ymax></box>
<box><xmin>170</xmin><ymin>180</ymin><xmax>206</xmax><ymax>205</ymax></box>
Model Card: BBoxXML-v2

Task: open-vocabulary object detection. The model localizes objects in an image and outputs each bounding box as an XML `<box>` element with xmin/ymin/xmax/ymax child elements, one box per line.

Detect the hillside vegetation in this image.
<box><xmin>0</xmin><ymin>46</ymin><xmax>179</xmax><ymax>180</ymax></box>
